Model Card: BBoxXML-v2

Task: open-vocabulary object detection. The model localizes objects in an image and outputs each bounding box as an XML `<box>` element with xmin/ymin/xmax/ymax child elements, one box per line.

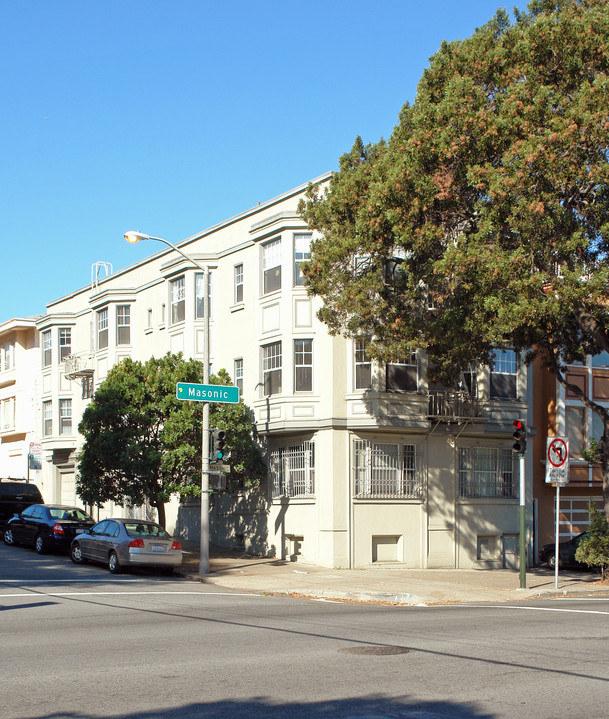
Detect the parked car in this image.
<box><xmin>539</xmin><ymin>532</ymin><xmax>590</xmax><ymax>569</ymax></box>
<box><xmin>3</xmin><ymin>504</ymin><xmax>95</xmax><ymax>554</ymax></box>
<box><xmin>70</xmin><ymin>518</ymin><xmax>183</xmax><ymax>574</ymax></box>
<box><xmin>0</xmin><ymin>479</ymin><xmax>44</xmax><ymax>535</ymax></box>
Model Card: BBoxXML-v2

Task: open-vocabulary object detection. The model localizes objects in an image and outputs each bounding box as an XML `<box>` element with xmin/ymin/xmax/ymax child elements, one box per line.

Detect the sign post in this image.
<box><xmin>176</xmin><ymin>379</ymin><xmax>239</xmax><ymax>574</ymax></box>
<box><xmin>545</xmin><ymin>436</ymin><xmax>570</xmax><ymax>589</ymax></box>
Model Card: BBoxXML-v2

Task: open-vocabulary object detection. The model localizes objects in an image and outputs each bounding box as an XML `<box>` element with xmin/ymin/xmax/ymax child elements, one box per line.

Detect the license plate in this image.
<box><xmin>75</xmin><ymin>528</ymin><xmax>85</xmax><ymax>534</ymax></box>
<box><xmin>151</xmin><ymin>545</ymin><xmax>165</xmax><ymax>552</ymax></box>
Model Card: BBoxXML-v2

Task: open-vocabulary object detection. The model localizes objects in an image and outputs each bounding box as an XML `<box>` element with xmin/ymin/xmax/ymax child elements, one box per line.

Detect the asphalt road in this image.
<box><xmin>1</xmin><ymin>542</ymin><xmax>608</xmax><ymax>719</ymax></box>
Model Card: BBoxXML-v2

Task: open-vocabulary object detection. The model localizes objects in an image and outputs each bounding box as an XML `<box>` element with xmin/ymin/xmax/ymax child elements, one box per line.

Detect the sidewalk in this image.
<box><xmin>177</xmin><ymin>543</ymin><xmax>609</xmax><ymax>605</ymax></box>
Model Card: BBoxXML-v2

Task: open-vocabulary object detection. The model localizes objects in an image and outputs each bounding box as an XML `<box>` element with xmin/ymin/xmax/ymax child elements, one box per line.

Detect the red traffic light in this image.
<box><xmin>513</xmin><ymin>419</ymin><xmax>525</xmax><ymax>431</ymax></box>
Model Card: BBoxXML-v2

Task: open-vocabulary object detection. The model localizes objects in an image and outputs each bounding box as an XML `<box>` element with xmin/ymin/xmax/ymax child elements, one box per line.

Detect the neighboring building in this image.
<box><xmin>0</xmin><ymin>317</ymin><xmax>42</xmax><ymax>482</ymax></box>
<box><xmin>32</xmin><ymin>174</ymin><xmax>533</xmax><ymax>569</ymax></box>
<box><xmin>533</xmin><ymin>353</ymin><xmax>607</xmax><ymax>554</ymax></box>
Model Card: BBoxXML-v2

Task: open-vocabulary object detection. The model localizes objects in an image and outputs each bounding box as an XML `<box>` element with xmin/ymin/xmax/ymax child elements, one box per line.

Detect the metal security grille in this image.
<box><xmin>353</xmin><ymin>440</ymin><xmax>422</xmax><ymax>498</ymax></box>
<box><xmin>271</xmin><ymin>442</ymin><xmax>315</xmax><ymax>498</ymax></box>
<box><xmin>458</xmin><ymin>447</ymin><xmax>516</xmax><ymax>499</ymax></box>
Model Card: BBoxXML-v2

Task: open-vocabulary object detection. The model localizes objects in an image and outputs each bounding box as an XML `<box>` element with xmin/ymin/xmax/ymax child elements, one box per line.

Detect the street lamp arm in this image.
<box><xmin>124</xmin><ymin>231</ymin><xmax>208</xmax><ymax>274</ymax></box>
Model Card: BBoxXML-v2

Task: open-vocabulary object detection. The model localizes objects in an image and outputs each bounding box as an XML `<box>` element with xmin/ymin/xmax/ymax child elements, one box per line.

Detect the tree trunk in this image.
<box><xmin>155</xmin><ymin>501</ymin><xmax>166</xmax><ymax>529</ymax></box>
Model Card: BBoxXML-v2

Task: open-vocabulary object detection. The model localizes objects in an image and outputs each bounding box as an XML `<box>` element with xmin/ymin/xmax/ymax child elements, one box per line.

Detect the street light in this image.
<box><xmin>125</xmin><ymin>230</ymin><xmax>211</xmax><ymax>575</ymax></box>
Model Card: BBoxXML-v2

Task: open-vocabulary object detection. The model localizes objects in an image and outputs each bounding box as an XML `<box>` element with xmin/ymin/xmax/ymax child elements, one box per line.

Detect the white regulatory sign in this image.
<box><xmin>545</xmin><ymin>436</ymin><xmax>569</xmax><ymax>485</ymax></box>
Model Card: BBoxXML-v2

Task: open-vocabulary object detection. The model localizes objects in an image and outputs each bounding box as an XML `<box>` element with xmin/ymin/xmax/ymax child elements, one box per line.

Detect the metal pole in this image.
<box><xmin>125</xmin><ymin>233</ymin><xmax>212</xmax><ymax>573</ymax></box>
<box><xmin>554</xmin><ymin>484</ymin><xmax>560</xmax><ymax>590</ymax></box>
<box><xmin>519</xmin><ymin>451</ymin><xmax>526</xmax><ymax>589</ymax></box>
<box><xmin>200</xmin><ymin>266</ymin><xmax>210</xmax><ymax>575</ymax></box>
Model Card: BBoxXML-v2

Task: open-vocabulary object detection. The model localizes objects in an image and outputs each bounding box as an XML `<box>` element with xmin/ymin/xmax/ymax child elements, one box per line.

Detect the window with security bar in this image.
<box><xmin>458</xmin><ymin>446</ymin><xmax>516</xmax><ymax>499</ymax></box>
<box><xmin>353</xmin><ymin>440</ymin><xmax>422</xmax><ymax>498</ymax></box>
<box><xmin>270</xmin><ymin>442</ymin><xmax>315</xmax><ymax>498</ymax></box>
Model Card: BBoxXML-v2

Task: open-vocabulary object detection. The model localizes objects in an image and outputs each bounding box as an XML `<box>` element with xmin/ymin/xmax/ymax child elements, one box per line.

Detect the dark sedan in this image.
<box><xmin>3</xmin><ymin>504</ymin><xmax>95</xmax><ymax>554</ymax></box>
<box><xmin>70</xmin><ymin>518</ymin><xmax>182</xmax><ymax>574</ymax></box>
<box><xmin>539</xmin><ymin>531</ymin><xmax>589</xmax><ymax>569</ymax></box>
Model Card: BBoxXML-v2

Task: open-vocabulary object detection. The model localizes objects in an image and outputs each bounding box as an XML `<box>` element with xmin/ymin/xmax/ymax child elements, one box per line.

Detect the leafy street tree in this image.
<box><xmin>300</xmin><ymin>0</ymin><xmax>609</xmax><ymax>518</ymax></box>
<box><xmin>575</xmin><ymin>505</ymin><xmax>609</xmax><ymax>580</ymax></box>
<box><xmin>77</xmin><ymin>355</ymin><xmax>264</xmax><ymax>528</ymax></box>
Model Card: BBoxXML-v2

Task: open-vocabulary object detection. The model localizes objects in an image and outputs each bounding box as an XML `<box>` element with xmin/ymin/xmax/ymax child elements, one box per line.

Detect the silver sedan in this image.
<box><xmin>70</xmin><ymin>518</ymin><xmax>183</xmax><ymax>574</ymax></box>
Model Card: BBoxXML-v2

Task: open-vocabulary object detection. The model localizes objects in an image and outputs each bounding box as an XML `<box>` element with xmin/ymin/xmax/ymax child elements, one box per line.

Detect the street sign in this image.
<box><xmin>209</xmin><ymin>463</ymin><xmax>231</xmax><ymax>473</ymax></box>
<box><xmin>176</xmin><ymin>383</ymin><xmax>239</xmax><ymax>404</ymax></box>
<box><xmin>545</xmin><ymin>436</ymin><xmax>569</xmax><ymax>485</ymax></box>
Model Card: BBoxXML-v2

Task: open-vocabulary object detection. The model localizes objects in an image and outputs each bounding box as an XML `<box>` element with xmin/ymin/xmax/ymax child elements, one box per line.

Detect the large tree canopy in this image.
<box><xmin>300</xmin><ymin>0</ymin><xmax>609</xmax><ymax>512</ymax></box>
<box><xmin>77</xmin><ymin>354</ymin><xmax>264</xmax><ymax>527</ymax></box>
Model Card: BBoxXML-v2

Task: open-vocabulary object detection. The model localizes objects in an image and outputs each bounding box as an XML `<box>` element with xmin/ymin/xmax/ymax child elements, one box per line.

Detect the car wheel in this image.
<box><xmin>71</xmin><ymin>543</ymin><xmax>87</xmax><ymax>564</ymax></box>
<box><xmin>3</xmin><ymin>528</ymin><xmax>15</xmax><ymax>546</ymax></box>
<box><xmin>548</xmin><ymin>552</ymin><xmax>559</xmax><ymax>569</ymax></box>
<box><xmin>35</xmin><ymin>534</ymin><xmax>47</xmax><ymax>554</ymax></box>
<box><xmin>108</xmin><ymin>551</ymin><xmax>121</xmax><ymax>574</ymax></box>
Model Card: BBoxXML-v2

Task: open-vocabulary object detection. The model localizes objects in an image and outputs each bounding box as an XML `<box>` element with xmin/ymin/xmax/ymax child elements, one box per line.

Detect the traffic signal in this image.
<box><xmin>212</xmin><ymin>428</ymin><xmax>227</xmax><ymax>461</ymax></box>
<box><xmin>512</xmin><ymin>419</ymin><xmax>527</xmax><ymax>454</ymax></box>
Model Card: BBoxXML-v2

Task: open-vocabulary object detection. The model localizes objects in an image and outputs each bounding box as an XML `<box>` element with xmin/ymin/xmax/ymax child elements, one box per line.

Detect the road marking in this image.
<box><xmin>475</xmin><ymin>605</ymin><xmax>609</xmax><ymax>615</ymax></box>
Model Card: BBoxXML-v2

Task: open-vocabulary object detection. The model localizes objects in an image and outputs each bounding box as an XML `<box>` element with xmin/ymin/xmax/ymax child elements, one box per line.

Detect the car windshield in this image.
<box><xmin>49</xmin><ymin>508</ymin><xmax>92</xmax><ymax>521</ymax></box>
<box><xmin>124</xmin><ymin>522</ymin><xmax>170</xmax><ymax>539</ymax></box>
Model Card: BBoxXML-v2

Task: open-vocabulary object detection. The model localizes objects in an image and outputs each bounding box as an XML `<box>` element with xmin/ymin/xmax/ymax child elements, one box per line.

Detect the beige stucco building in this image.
<box><xmin>0</xmin><ymin>317</ymin><xmax>41</xmax><ymax>482</ymax></box>
<box><xmin>26</xmin><ymin>174</ymin><xmax>534</xmax><ymax>569</ymax></box>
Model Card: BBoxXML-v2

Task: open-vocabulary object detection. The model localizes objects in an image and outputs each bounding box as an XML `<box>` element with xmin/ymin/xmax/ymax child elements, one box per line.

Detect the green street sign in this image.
<box><xmin>176</xmin><ymin>382</ymin><xmax>239</xmax><ymax>404</ymax></box>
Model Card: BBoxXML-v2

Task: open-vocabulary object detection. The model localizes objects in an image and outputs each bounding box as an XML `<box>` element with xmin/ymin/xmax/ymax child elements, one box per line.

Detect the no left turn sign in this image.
<box><xmin>545</xmin><ymin>436</ymin><xmax>570</xmax><ymax>484</ymax></box>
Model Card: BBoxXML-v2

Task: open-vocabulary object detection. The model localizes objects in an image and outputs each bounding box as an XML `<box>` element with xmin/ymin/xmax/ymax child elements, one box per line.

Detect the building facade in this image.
<box><xmin>30</xmin><ymin>174</ymin><xmax>534</xmax><ymax>569</ymax></box>
<box><xmin>532</xmin><ymin>353</ymin><xmax>607</xmax><ymax>552</ymax></box>
<box><xmin>0</xmin><ymin>317</ymin><xmax>41</xmax><ymax>483</ymax></box>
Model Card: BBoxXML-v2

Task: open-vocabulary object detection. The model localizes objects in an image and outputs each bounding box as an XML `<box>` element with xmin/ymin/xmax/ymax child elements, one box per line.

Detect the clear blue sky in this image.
<box><xmin>1</xmin><ymin>0</ymin><xmax>524</xmax><ymax>319</ymax></box>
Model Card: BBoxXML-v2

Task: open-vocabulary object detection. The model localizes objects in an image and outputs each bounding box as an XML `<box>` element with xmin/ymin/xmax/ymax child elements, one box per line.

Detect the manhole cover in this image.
<box><xmin>339</xmin><ymin>646</ymin><xmax>410</xmax><ymax>656</ymax></box>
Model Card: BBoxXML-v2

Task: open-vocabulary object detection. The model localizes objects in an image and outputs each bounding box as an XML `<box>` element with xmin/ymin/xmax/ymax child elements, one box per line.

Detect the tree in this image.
<box><xmin>77</xmin><ymin>354</ymin><xmax>264</xmax><ymax>527</ymax></box>
<box><xmin>575</xmin><ymin>506</ymin><xmax>609</xmax><ymax>580</ymax></box>
<box><xmin>300</xmin><ymin>0</ymin><xmax>609</xmax><ymax>519</ymax></box>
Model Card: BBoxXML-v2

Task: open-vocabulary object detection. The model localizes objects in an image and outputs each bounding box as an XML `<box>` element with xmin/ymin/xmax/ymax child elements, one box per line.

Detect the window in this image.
<box><xmin>566</xmin><ymin>406</ymin><xmax>585</xmax><ymax>457</ymax></box>
<box><xmin>82</xmin><ymin>375</ymin><xmax>94</xmax><ymax>400</ymax></box>
<box><xmin>234</xmin><ymin>264</ymin><xmax>244</xmax><ymax>304</ymax></box>
<box><xmin>1</xmin><ymin>397</ymin><xmax>15</xmax><ymax>431</ymax></box>
<box><xmin>161</xmin><ymin>303</ymin><xmax>166</xmax><ymax>324</ymax></box>
<box><xmin>294</xmin><ymin>339</ymin><xmax>313</xmax><ymax>392</ymax></box>
<box><xmin>43</xmin><ymin>400</ymin><xmax>52</xmax><ymax>436</ymax></box>
<box><xmin>234</xmin><ymin>358</ymin><xmax>243</xmax><ymax>394</ymax></box>
<box><xmin>58</xmin><ymin>328</ymin><xmax>71</xmax><ymax>361</ymax></box>
<box><xmin>458</xmin><ymin>447</ymin><xmax>516</xmax><ymax>498</ymax></box>
<box><xmin>353</xmin><ymin>440</ymin><xmax>421</xmax><ymax>498</ymax></box>
<box><xmin>462</xmin><ymin>363</ymin><xmax>478</xmax><ymax>397</ymax></box>
<box><xmin>2</xmin><ymin>342</ymin><xmax>15</xmax><ymax>371</ymax></box>
<box><xmin>490</xmin><ymin>349</ymin><xmax>517</xmax><ymax>398</ymax></box>
<box><xmin>147</xmin><ymin>308</ymin><xmax>153</xmax><ymax>329</ymax></box>
<box><xmin>97</xmin><ymin>309</ymin><xmax>108</xmax><ymax>350</ymax></box>
<box><xmin>293</xmin><ymin>233</ymin><xmax>311</xmax><ymax>287</ymax></box>
<box><xmin>59</xmin><ymin>399</ymin><xmax>72</xmax><ymax>435</ymax></box>
<box><xmin>262</xmin><ymin>239</ymin><xmax>281</xmax><ymax>294</ymax></box>
<box><xmin>354</xmin><ymin>339</ymin><xmax>371</xmax><ymax>390</ymax></box>
<box><xmin>116</xmin><ymin>306</ymin><xmax>130</xmax><ymax>345</ymax></box>
<box><xmin>591</xmin><ymin>351</ymin><xmax>609</xmax><ymax>367</ymax></box>
<box><xmin>386</xmin><ymin>353</ymin><xmax>417</xmax><ymax>392</ymax></box>
<box><xmin>270</xmin><ymin>441</ymin><xmax>315</xmax><ymax>498</ymax></box>
<box><xmin>194</xmin><ymin>273</ymin><xmax>205</xmax><ymax>319</ymax></box>
<box><xmin>170</xmin><ymin>276</ymin><xmax>185</xmax><ymax>324</ymax></box>
<box><xmin>262</xmin><ymin>342</ymin><xmax>282</xmax><ymax>395</ymax></box>
<box><xmin>42</xmin><ymin>330</ymin><xmax>52</xmax><ymax>367</ymax></box>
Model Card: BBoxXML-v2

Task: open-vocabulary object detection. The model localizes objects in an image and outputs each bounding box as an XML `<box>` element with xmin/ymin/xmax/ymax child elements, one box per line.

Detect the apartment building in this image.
<box><xmin>32</xmin><ymin>174</ymin><xmax>533</xmax><ymax>569</ymax></box>
<box><xmin>0</xmin><ymin>317</ymin><xmax>41</xmax><ymax>482</ymax></box>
